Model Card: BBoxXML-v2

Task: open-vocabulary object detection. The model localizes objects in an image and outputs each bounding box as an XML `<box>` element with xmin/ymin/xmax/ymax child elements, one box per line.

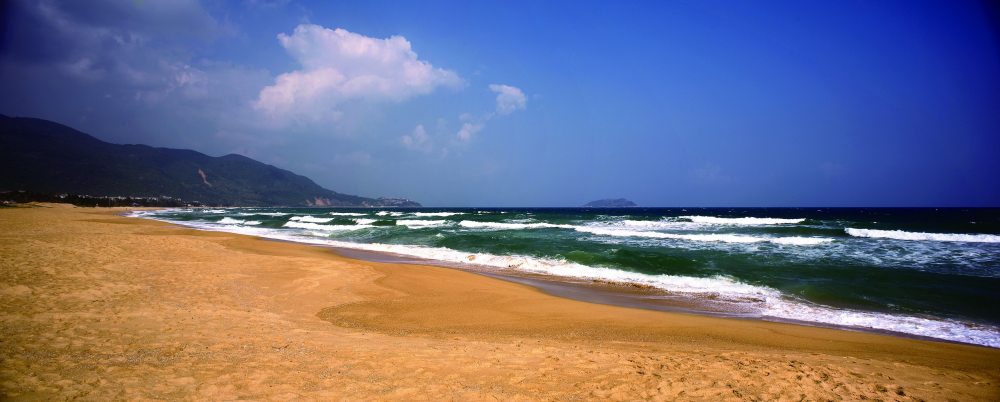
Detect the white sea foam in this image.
<box><xmin>126</xmin><ymin>210</ymin><xmax>154</xmax><ymax>217</ymax></box>
<box><xmin>458</xmin><ymin>219</ymin><xmax>831</xmax><ymax>245</ymax></box>
<box><xmin>680</xmin><ymin>216</ymin><xmax>806</xmax><ymax>225</ymax></box>
<box><xmin>130</xmin><ymin>213</ymin><xmax>1000</xmax><ymax>348</ymax></box>
<box><xmin>412</xmin><ymin>212</ymin><xmax>463</xmax><ymax>217</ymax></box>
<box><xmin>289</xmin><ymin>216</ymin><xmax>334</xmax><ymax>223</ymax></box>
<box><xmin>316</xmin><ymin>240</ymin><xmax>775</xmax><ymax>299</ymax></box>
<box><xmin>845</xmin><ymin>228</ymin><xmax>1000</xmax><ymax>243</ymax></box>
<box><xmin>618</xmin><ymin>219</ymin><xmax>708</xmax><ymax>230</ymax></box>
<box><xmin>763</xmin><ymin>299</ymin><xmax>1000</xmax><ymax>348</ymax></box>
<box><xmin>376</xmin><ymin>211</ymin><xmax>406</xmax><ymax>217</ymax></box>
<box><xmin>283</xmin><ymin>221</ymin><xmax>372</xmax><ymax>231</ymax></box>
<box><xmin>354</xmin><ymin>218</ymin><xmax>377</xmax><ymax>225</ymax></box>
<box><xmin>397</xmin><ymin>219</ymin><xmax>450</xmax><ymax>228</ymax></box>
<box><xmin>218</xmin><ymin>217</ymin><xmax>261</xmax><ymax>225</ymax></box>
<box><xmin>329</xmin><ymin>212</ymin><xmax>366</xmax><ymax>216</ymax></box>
<box><xmin>202</xmin><ymin>209</ymin><xmax>228</xmax><ymax>214</ymax></box>
<box><xmin>767</xmin><ymin>236</ymin><xmax>834</xmax><ymax>245</ymax></box>
<box><xmin>459</xmin><ymin>220</ymin><xmax>574</xmax><ymax>230</ymax></box>
<box><xmin>575</xmin><ymin>226</ymin><xmax>832</xmax><ymax>245</ymax></box>
<box><xmin>238</xmin><ymin>212</ymin><xmax>289</xmax><ymax>216</ymax></box>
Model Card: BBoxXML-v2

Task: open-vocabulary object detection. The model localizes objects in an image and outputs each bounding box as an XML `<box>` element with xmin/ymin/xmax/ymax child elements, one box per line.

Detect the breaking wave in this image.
<box><xmin>289</xmin><ymin>216</ymin><xmax>334</xmax><ymax>223</ymax></box>
<box><xmin>283</xmin><ymin>221</ymin><xmax>372</xmax><ymax>231</ymax></box>
<box><xmin>412</xmin><ymin>212</ymin><xmax>463</xmax><ymax>217</ymax></box>
<box><xmin>845</xmin><ymin>228</ymin><xmax>1000</xmax><ymax>243</ymax></box>
<box><xmin>397</xmin><ymin>219</ymin><xmax>451</xmax><ymax>228</ymax></box>
<box><xmin>459</xmin><ymin>220</ymin><xmax>573</xmax><ymax>230</ymax></box>
<box><xmin>680</xmin><ymin>216</ymin><xmax>806</xmax><ymax>225</ymax></box>
<box><xmin>218</xmin><ymin>217</ymin><xmax>261</xmax><ymax>225</ymax></box>
<box><xmin>575</xmin><ymin>226</ymin><xmax>832</xmax><ymax>245</ymax></box>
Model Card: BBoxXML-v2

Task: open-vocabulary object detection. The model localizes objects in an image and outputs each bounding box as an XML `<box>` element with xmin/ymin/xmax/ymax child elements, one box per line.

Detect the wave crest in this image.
<box><xmin>218</xmin><ymin>217</ymin><xmax>261</xmax><ymax>225</ymax></box>
<box><xmin>289</xmin><ymin>216</ymin><xmax>334</xmax><ymax>223</ymax></box>
<box><xmin>412</xmin><ymin>212</ymin><xmax>463</xmax><ymax>217</ymax></box>
<box><xmin>459</xmin><ymin>220</ymin><xmax>573</xmax><ymax>230</ymax></box>
<box><xmin>283</xmin><ymin>221</ymin><xmax>371</xmax><ymax>231</ymax></box>
<box><xmin>845</xmin><ymin>228</ymin><xmax>1000</xmax><ymax>243</ymax></box>
<box><xmin>397</xmin><ymin>219</ymin><xmax>450</xmax><ymax>228</ymax></box>
<box><xmin>680</xmin><ymin>216</ymin><xmax>805</xmax><ymax>225</ymax></box>
<box><xmin>575</xmin><ymin>226</ymin><xmax>831</xmax><ymax>245</ymax></box>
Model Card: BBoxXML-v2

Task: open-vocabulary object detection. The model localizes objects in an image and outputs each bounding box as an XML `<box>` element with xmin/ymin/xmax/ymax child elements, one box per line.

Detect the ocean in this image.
<box><xmin>131</xmin><ymin>207</ymin><xmax>1000</xmax><ymax>348</ymax></box>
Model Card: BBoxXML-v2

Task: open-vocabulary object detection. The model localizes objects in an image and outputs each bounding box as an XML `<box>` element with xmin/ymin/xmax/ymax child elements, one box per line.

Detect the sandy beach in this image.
<box><xmin>1</xmin><ymin>204</ymin><xmax>998</xmax><ymax>401</ymax></box>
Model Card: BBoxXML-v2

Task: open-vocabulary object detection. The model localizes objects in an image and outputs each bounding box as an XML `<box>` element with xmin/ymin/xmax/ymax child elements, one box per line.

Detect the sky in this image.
<box><xmin>1</xmin><ymin>0</ymin><xmax>998</xmax><ymax>207</ymax></box>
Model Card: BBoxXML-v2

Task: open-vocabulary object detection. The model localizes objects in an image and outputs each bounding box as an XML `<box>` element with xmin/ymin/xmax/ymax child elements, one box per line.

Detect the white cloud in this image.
<box><xmin>255</xmin><ymin>24</ymin><xmax>463</xmax><ymax>123</ymax></box>
<box><xmin>401</xmin><ymin>124</ymin><xmax>433</xmax><ymax>152</ymax></box>
<box><xmin>449</xmin><ymin>84</ymin><xmax>524</xmax><ymax>144</ymax></box>
<box><xmin>456</xmin><ymin>122</ymin><xmax>484</xmax><ymax>142</ymax></box>
<box><xmin>489</xmin><ymin>83</ymin><xmax>526</xmax><ymax>115</ymax></box>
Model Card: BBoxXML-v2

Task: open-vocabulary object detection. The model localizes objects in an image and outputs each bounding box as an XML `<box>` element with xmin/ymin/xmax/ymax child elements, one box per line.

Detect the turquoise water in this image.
<box><xmin>133</xmin><ymin>207</ymin><xmax>1000</xmax><ymax>347</ymax></box>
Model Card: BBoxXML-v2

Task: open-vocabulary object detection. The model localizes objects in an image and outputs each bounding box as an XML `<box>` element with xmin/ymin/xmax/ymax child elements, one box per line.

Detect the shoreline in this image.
<box><xmin>327</xmin><ymin>245</ymin><xmax>967</xmax><ymax>346</ymax></box>
<box><xmin>3</xmin><ymin>204</ymin><xmax>999</xmax><ymax>400</ymax></box>
<box><xmin>135</xmin><ymin>208</ymin><xmax>1000</xmax><ymax>348</ymax></box>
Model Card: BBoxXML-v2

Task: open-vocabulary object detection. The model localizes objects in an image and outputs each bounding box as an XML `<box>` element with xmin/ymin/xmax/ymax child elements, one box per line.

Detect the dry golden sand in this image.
<box><xmin>1</xmin><ymin>204</ymin><xmax>998</xmax><ymax>401</ymax></box>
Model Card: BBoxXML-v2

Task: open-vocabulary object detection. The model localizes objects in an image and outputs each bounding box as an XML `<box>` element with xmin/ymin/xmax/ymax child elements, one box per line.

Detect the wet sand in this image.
<box><xmin>1</xmin><ymin>204</ymin><xmax>998</xmax><ymax>400</ymax></box>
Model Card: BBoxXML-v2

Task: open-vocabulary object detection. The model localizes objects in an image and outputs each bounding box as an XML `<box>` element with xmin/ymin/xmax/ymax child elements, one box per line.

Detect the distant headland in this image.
<box><xmin>0</xmin><ymin>115</ymin><xmax>420</xmax><ymax>207</ymax></box>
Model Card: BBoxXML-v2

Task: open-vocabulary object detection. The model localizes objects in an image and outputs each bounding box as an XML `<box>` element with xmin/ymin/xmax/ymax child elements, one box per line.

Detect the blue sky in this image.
<box><xmin>1</xmin><ymin>0</ymin><xmax>998</xmax><ymax>206</ymax></box>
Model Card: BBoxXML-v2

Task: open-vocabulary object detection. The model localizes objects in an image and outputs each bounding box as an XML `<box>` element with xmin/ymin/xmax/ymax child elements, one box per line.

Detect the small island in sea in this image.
<box><xmin>584</xmin><ymin>198</ymin><xmax>637</xmax><ymax>207</ymax></box>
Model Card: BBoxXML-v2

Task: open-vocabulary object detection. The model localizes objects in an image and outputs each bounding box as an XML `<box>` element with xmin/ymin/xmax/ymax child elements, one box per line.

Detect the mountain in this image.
<box><xmin>583</xmin><ymin>198</ymin><xmax>637</xmax><ymax>207</ymax></box>
<box><xmin>0</xmin><ymin>115</ymin><xmax>420</xmax><ymax>207</ymax></box>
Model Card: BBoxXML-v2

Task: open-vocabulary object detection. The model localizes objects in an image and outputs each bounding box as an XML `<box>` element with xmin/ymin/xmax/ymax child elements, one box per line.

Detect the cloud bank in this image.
<box><xmin>255</xmin><ymin>24</ymin><xmax>463</xmax><ymax>123</ymax></box>
<box><xmin>0</xmin><ymin>0</ymin><xmax>268</xmax><ymax>151</ymax></box>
